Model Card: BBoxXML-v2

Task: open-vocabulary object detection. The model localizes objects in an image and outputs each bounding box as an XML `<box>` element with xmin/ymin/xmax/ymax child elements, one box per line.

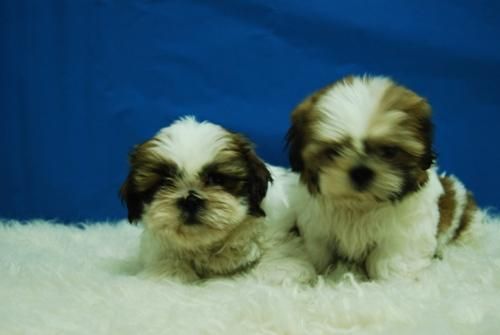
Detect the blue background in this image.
<box><xmin>1</xmin><ymin>1</ymin><xmax>499</xmax><ymax>222</ymax></box>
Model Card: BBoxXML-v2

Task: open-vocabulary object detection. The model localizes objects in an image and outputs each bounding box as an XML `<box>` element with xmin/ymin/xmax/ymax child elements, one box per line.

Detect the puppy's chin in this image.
<box><xmin>142</xmin><ymin>190</ymin><xmax>252</xmax><ymax>250</ymax></box>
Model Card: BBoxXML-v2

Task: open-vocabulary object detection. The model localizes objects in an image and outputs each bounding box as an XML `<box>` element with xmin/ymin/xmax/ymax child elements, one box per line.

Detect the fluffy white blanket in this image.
<box><xmin>1</xmin><ymin>219</ymin><xmax>500</xmax><ymax>335</ymax></box>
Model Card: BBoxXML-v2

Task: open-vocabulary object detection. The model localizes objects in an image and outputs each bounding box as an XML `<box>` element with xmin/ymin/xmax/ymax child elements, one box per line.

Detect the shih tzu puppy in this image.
<box><xmin>286</xmin><ymin>75</ymin><xmax>483</xmax><ymax>280</ymax></box>
<box><xmin>120</xmin><ymin>116</ymin><xmax>315</xmax><ymax>284</ymax></box>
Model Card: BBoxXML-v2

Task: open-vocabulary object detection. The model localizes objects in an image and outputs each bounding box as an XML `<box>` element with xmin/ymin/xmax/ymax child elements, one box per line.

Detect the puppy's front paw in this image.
<box><xmin>365</xmin><ymin>251</ymin><xmax>430</xmax><ymax>280</ymax></box>
<box><xmin>324</xmin><ymin>261</ymin><xmax>367</xmax><ymax>282</ymax></box>
<box><xmin>140</xmin><ymin>260</ymin><xmax>200</xmax><ymax>283</ymax></box>
<box><xmin>252</xmin><ymin>259</ymin><xmax>317</xmax><ymax>286</ymax></box>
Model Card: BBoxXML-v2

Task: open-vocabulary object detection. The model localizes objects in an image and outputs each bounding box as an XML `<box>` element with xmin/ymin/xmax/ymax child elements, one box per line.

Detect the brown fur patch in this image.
<box><xmin>223</xmin><ymin>132</ymin><xmax>272</xmax><ymax>217</ymax></box>
<box><xmin>453</xmin><ymin>192</ymin><xmax>477</xmax><ymax>240</ymax></box>
<box><xmin>378</xmin><ymin>83</ymin><xmax>435</xmax><ymax>170</ymax></box>
<box><xmin>120</xmin><ymin>139</ymin><xmax>179</xmax><ymax>223</ymax></box>
<box><xmin>370</xmin><ymin>80</ymin><xmax>435</xmax><ymax>198</ymax></box>
<box><xmin>286</xmin><ymin>79</ymin><xmax>349</xmax><ymax>194</ymax></box>
<box><xmin>378</xmin><ymin>84</ymin><xmax>431</xmax><ymax>119</ymax></box>
<box><xmin>437</xmin><ymin>176</ymin><xmax>457</xmax><ymax>234</ymax></box>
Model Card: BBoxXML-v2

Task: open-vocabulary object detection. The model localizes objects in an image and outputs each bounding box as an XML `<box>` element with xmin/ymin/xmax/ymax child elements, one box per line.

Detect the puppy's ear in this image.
<box><xmin>301</xmin><ymin>169</ymin><xmax>321</xmax><ymax>195</ymax></box>
<box><xmin>119</xmin><ymin>140</ymin><xmax>165</xmax><ymax>224</ymax></box>
<box><xmin>246</xmin><ymin>150</ymin><xmax>272</xmax><ymax>217</ymax></box>
<box><xmin>119</xmin><ymin>171</ymin><xmax>144</xmax><ymax>224</ymax></box>
<box><xmin>286</xmin><ymin>117</ymin><xmax>305</xmax><ymax>172</ymax></box>
<box><xmin>286</xmin><ymin>110</ymin><xmax>321</xmax><ymax>195</ymax></box>
<box><xmin>231</xmin><ymin>133</ymin><xmax>272</xmax><ymax>217</ymax></box>
<box><xmin>419</xmin><ymin>116</ymin><xmax>436</xmax><ymax>171</ymax></box>
<box><xmin>286</xmin><ymin>82</ymin><xmax>336</xmax><ymax>173</ymax></box>
<box><xmin>286</xmin><ymin>98</ymin><xmax>322</xmax><ymax>194</ymax></box>
<box><xmin>392</xmin><ymin>85</ymin><xmax>436</xmax><ymax>171</ymax></box>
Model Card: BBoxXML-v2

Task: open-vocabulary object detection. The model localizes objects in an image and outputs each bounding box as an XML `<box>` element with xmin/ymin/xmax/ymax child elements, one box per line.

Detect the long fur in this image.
<box><xmin>120</xmin><ymin>117</ymin><xmax>315</xmax><ymax>283</ymax></box>
<box><xmin>286</xmin><ymin>75</ymin><xmax>483</xmax><ymax>279</ymax></box>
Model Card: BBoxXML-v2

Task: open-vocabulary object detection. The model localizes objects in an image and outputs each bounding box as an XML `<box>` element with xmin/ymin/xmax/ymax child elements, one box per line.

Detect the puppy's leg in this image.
<box><xmin>141</xmin><ymin>258</ymin><xmax>200</xmax><ymax>283</ymax></box>
<box><xmin>302</xmin><ymin>229</ymin><xmax>335</xmax><ymax>274</ymax></box>
<box><xmin>252</xmin><ymin>237</ymin><xmax>317</xmax><ymax>285</ymax></box>
<box><xmin>365</xmin><ymin>228</ymin><xmax>436</xmax><ymax>280</ymax></box>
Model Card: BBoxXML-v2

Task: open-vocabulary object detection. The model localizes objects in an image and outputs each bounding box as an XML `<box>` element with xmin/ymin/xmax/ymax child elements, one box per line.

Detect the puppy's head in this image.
<box><xmin>120</xmin><ymin>117</ymin><xmax>271</xmax><ymax>249</ymax></box>
<box><xmin>286</xmin><ymin>75</ymin><xmax>435</xmax><ymax>205</ymax></box>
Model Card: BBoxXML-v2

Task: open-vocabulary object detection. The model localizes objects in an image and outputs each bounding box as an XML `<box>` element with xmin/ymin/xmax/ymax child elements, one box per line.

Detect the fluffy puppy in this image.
<box><xmin>120</xmin><ymin>117</ymin><xmax>315</xmax><ymax>284</ymax></box>
<box><xmin>286</xmin><ymin>75</ymin><xmax>483</xmax><ymax>280</ymax></box>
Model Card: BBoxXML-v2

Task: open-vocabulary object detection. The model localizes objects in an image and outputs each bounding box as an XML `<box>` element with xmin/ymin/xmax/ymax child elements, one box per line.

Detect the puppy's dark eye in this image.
<box><xmin>151</xmin><ymin>165</ymin><xmax>178</xmax><ymax>188</ymax></box>
<box><xmin>379</xmin><ymin>146</ymin><xmax>400</xmax><ymax>159</ymax></box>
<box><xmin>323</xmin><ymin>147</ymin><xmax>340</xmax><ymax>160</ymax></box>
<box><xmin>206</xmin><ymin>173</ymin><xmax>227</xmax><ymax>186</ymax></box>
<box><xmin>159</xmin><ymin>176</ymin><xmax>175</xmax><ymax>188</ymax></box>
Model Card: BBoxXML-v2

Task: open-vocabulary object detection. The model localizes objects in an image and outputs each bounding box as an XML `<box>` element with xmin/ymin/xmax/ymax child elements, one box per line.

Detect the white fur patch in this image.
<box><xmin>315</xmin><ymin>76</ymin><xmax>392</xmax><ymax>142</ymax></box>
<box><xmin>154</xmin><ymin>116</ymin><xmax>230</xmax><ymax>176</ymax></box>
<box><xmin>1</xmin><ymin>218</ymin><xmax>500</xmax><ymax>334</ymax></box>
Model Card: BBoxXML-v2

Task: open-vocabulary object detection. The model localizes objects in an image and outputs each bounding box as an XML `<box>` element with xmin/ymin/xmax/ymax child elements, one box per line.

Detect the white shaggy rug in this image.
<box><xmin>1</xmin><ymin>219</ymin><xmax>500</xmax><ymax>335</ymax></box>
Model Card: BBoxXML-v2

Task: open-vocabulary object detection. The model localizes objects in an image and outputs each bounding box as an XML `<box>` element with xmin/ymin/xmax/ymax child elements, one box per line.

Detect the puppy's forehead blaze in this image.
<box><xmin>150</xmin><ymin>129</ymin><xmax>232</xmax><ymax>176</ymax></box>
<box><xmin>135</xmin><ymin>131</ymin><xmax>251</xmax><ymax>183</ymax></box>
<box><xmin>306</xmin><ymin>77</ymin><xmax>430</xmax><ymax>155</ymax></box>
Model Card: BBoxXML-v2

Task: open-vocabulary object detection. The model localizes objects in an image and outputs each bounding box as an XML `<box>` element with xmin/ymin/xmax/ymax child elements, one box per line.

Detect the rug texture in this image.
<box><xmin>1</xmin><ymin>219</ymin><xmax>500</xmax><ymax>335</ymax></box>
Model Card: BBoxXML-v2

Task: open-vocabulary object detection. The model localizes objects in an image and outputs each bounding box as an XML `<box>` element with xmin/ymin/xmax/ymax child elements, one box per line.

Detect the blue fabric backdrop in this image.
<box><xmin>1</xmin><ymin>1</ymin><xmax>499</xmax><ymax>222</ymax></box>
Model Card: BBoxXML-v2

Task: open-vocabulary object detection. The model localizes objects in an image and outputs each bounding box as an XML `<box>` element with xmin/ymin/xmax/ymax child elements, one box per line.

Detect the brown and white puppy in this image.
<box><xmin>120</xmin><ymin>116</ymin><xmax>316</xmax><ymax>283</ymax></box>
<box><xmin>286</xmin><ymin>75</ymin><xmax>483</xmax><ymax>280</ymax></box>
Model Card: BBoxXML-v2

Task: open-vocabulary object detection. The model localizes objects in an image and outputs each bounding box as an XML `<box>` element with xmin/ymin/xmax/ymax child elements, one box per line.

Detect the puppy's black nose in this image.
<box><xmin>349</xmin><ymin>166</ymin><xmax>374</xmax><ymax>189</ymax></box>
<box><xmin>177</xmin><ymin>191</ymin><xmax>204</xmax><ymax>215</ymax></box>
